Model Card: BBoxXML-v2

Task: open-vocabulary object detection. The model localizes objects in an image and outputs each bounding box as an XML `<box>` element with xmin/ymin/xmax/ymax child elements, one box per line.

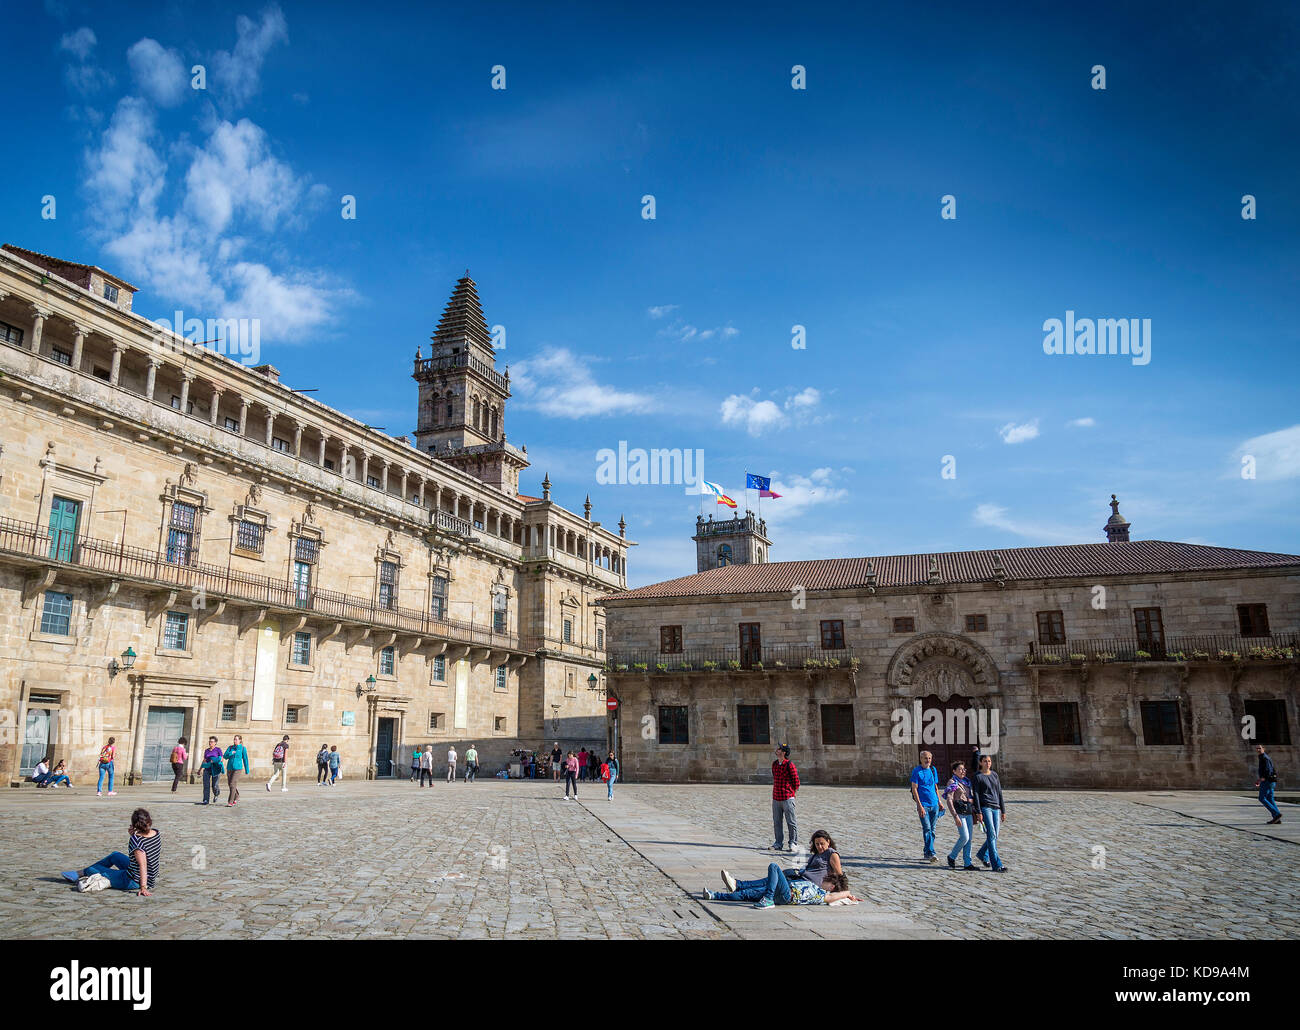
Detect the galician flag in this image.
<box><xmin>703</xmin><ymin>479</ymin><xmax>738</xmax><ymax>508</ymax></box>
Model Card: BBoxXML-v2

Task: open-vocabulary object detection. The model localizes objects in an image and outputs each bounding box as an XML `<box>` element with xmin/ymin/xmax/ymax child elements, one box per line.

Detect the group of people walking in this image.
<box><xmin>410</xmin><ymin>744</ymin><xmax>479</xmax><ymax>784</ymax></box>
<box><xmin>910</xmin><ymin>749</ymin><xmax>1008</xmax><ymax>872</ymax></box>
<box><xmin>559</xmin><ymin>747</ymin><xmax>619</xmax><ymax>800</ymax></box>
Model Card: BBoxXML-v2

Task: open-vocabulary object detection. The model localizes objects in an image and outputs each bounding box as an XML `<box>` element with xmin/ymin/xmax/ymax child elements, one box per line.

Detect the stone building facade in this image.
<box><xmin>0</xmin><ymin>244</ymin><xmax>631</xmax><ymax>785</ymax></box>
<box><xmin>601</xmin><ymin>502</ymin><xmax>1299</xmax><ymax>789</ymax></box>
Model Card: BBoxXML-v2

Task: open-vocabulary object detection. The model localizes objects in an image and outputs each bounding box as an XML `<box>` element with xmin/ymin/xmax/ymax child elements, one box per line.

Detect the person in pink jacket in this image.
<box><xmin>563</xmin><ymin>750</ymin><xmax>579</xmax><ymax>799</ymax></box>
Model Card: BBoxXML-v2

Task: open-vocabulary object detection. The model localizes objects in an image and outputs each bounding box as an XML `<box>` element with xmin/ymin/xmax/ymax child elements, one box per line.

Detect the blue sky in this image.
<box><xmin>6</xmin><ymin>0</ymin><xmax>1299</xmax><ymax>585</ymax></box>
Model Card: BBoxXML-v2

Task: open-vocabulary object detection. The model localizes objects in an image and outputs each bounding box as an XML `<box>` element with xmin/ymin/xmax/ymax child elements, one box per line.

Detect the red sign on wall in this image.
<box><xmin>606</xmin><ymin>698</ymin><xmax>619</xmax><ymax>711</ymax></box>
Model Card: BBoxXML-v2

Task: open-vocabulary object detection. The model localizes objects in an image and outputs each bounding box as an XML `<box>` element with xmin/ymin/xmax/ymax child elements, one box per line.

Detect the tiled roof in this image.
<box><xmin>432</xmin><ymin>274</ymin><xmax>492</xmax><ymax>350</ymax></box>
<box><xmin>602</xmin><ymin>540</ymin><xmax>1300</xmax><ymax>602</ymax></box>
<box><xmin>517</xmin><ymin>494</ymin><xmax>543</xmax><ymax>502</ymax></box>
<box><xmin>2</xmin><ymin>244</ymin><xmax>138</xmax><ymax>290</ymax></box>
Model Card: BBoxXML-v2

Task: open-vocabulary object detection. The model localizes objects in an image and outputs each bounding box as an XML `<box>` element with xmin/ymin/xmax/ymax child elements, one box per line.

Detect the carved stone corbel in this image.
<box><xmin>197</xmin><ymin>598</ymin><xmax>227</xmax><ymax>629</ymax></box>
<box><xmin>239</xmin><ymin>607</ymin><xmax>268</xmax><ymax>636</ymax></box>
<box><xmin>85</xmin><ymin>579</ymin><xmax>121</xmax><ymax>623</ymax></box>
<box><xmin>22</xmin><ymin>569</ymin><xmax>57</xmax><ymax>608</ymax></box>
<box><xmin>147</xmin><ymin>589</ymin><xmax>180</xmax><ymax>625</ymax></box>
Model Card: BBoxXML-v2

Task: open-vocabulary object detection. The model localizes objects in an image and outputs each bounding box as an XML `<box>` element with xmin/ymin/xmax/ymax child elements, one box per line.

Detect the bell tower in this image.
<box><xmin>693</xmin><ymin>510</ymin><xmax>772</xmax><ymax>572</ymax></box>
<box><xmin>413</xmin><ymin>273</ymin><xmax>528</xmax><ymax>495</ymax></box>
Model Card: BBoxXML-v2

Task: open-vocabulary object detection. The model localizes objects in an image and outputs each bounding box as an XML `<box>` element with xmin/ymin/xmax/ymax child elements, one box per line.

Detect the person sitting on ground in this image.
<box><xmin>61</xmin><ymin>807</ymin><xmax>161</xmax><ymax>896</ymax></box>
<box><xmin>31</xmin><ymin>756</ymin><xmax>53</xmax><ymax>787</ymax></box>
<box><xmin>715</xmin><ymin>829</ymin><xmax>845</xmax><ymax>898</ymax></box>
<box><xmin>45</xmin><ymin>760</ymin><xmax>72</xmax><ymax>788</ymax></box>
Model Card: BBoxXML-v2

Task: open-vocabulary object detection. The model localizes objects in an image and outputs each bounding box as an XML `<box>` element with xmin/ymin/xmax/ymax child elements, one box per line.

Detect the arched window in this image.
<box><xmin>445</xmin><ymin>397</ymin><xmax>453</xmax><ymax>421</ymax></box>
<box><xmin>490</xmin><ymin>409</ymin><xmax>498</xmax><ymax>439</ymax></box>
<box><xmin>717</xmin><ymin>543</ymin><xmax>732</xmax><ymax>567</ymax></box>
<box><xmin>472</xmin><ymin>398</ymin><xmax>481</xmax><ymax>428</ymax></box>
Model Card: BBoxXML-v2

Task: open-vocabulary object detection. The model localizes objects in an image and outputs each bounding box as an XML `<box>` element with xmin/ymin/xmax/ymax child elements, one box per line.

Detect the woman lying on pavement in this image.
<box><xmin>701</xmin><ymin>830</ymin><xmax>860</xmax><ymax>908</ymax></box>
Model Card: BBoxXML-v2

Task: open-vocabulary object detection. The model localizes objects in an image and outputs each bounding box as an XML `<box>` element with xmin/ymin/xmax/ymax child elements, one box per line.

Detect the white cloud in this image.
<box><xmin>659</xmin><ymin>319</ymin><xmax>739</xmax><ymax>342</ymax></box>
<box><xmin>211</xmin><ymin>5</ymin><xmax>288</xmax><ymax>106</ymax></box>
<box><xmin>786</xmin><ymin>387</ymin><xmax>820</xmax><ymax>411</ymax></box>
<box><xmin>59</xmin><ymin>27</ymin><xmax>96</xmax><ymax>60</ymax></box>
<box><xmin>512</xmin><ymin>347</ymin><xmax>658</xmax><ymax>418</ymax></box>
<box><xmin>127</xmin><ymin>38</ymin><xmax>188</xmax><ymax>108</ymax></box>
<box><xmin>646</xmin><ymin>304</ymin><xmax>677</xmax><ymax>319</ymax></box>
<box><xmin>973</xmin><ymin>503</ymin><xmax>1089</xmax><ymax>543</ymax></box>
<box><xmin>761</xmin><ymin>468</ymin><xmax>849</xmax><ymax>520</ymax></box>
<box><xmin>1236</xmin><ymin>424</ymin><xmax>1300</xmax><ymax>482</ymax></box>
<box><xmin>84</xmin><ymin>98</ymin><xmax>166</xmax><ymax>222</ymax></box>
<box><xmin>184</xmin><ymin>118</ymin><xmax>305</xmax><ymax>233</ymax></box>
<box><xmin>999</xmin><ymin>419</ymin><xmax>1040</xmax><ymax>444</ymax></box>
<box><xmin>720</xmin><ymin>394</ymin><xmax>785</xmax><ymax>436</ymax></box>
<box><xmin>1067</xmin><ymin>417</ymin><xmax>1096</xmax><ymax>428</ymax></box>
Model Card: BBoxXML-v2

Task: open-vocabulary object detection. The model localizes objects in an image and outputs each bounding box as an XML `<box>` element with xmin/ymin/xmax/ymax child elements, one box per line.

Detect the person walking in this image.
<box><xmin>419</xmin><ymin>745</ymin><xmax>435</xmax><ymax>786</ymax></box>
<box><xmin>578</xmin><ymin>747</ymin><xmax>589</xmax><ymax>782</ymax></box>
<box><xmin>604</xmin><ymin>750</ymin><xmax>619</xmax><ymax>801</ymax></box>
<box><xmin>223</xmin><ymin>735</ymin><xmax>250</xmax><ymax>807</ymax></box>
<box><xmin>770</xmin><ymin>744</ymin><xmax>800</xmax><ymax>852</ymax></box>
<box><xmin>551</xmin><ymin>742</ymin><xmax>562</xmax><ymax>781</ymax></box>
<box><xmin>464</xmin><ymin>744</ymin><xmax>479</xmax><ymax>783</ymax></box>
<box><xmin>328</xmin><ymin>745</ymin><xmax>341</xmax><ymax>784</ymax></box>
<box><xmin>266</xmin><ymin>735</ymin><xmax>291</xmax><ymax>792</ymax></box>
<box><xmin>909</xmin><ymin>750</ymin><xmax>943</xmax><ymax>863</ymax></box>
<box><xmin>410</xmin><ymin>747</ymin><xmax>421</xmax><ymax>783</ymax></box>
<box><xmin>169</xmin><ymin>737</ymin><xmax>188</xmax><ymax>792</ymax></box>
<box><xmin>446</xmin><ymin>745</ymin><xmax>458</xmax><ymax>783</ymax></box>
<box><xmin>1256</xmin><ymin>744</ymin><xmax>1283</xmax><ymax>824</ymax></box>
<box><xmin>95</xmin><ymin>736</ymin><xmax>117</xmax><ymax>796</ymax></box>
<box><xmin>972</xmin><ymin>754</ymin><xmax>1008</xmax><ymax>872</ymax></box>
<box><xmin>199</xmin><ymin>737</ymin><xmax>223</xmax><ymax>804</ymax></box>
<box><xmin>563</xmin><ymin>750</ymin><xmax>579</xmax><ymax>799</ymax></box>
<box><xmin>62</xmin><ymin>808</ymin><xmax>161</xmax><ymax>896</ymax></box>
<box><xmin>316</xmin><ymin>744</ymin><xmax>330</xmax><ymax>785</ymax></box>
<box><xmin>944</xmin><ymin>760</ymin><xmax>979</xmax><ymax>871</ymax></box>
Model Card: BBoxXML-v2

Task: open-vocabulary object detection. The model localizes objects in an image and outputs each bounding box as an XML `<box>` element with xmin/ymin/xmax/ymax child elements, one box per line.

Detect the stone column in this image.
<box><xmin>416</xmin><ymin>478</ymin><xmax>425</xmax><ymax>507</ymax></box>
<box><xmin>30</xmin><ymin>306</ymin><xmax>51</xmax><ymax>353</ymax></box>
<box><xmin>361</xmin><ymin>453</ymin><xmax>370</xmax><ymax>485</ymax></box>
<box><xmin>317</xmin><ymin>436</ymin><xmax>327</xmax><ymax>466</ymax></box>
<box><xmin>238</xmin><ymin>398</ymin><xmax>249</xmax><ymax>435</ymax></box>
<box><xmin>293</xmin><ymin>424</ymin><xmax>303</xmax><ymax>457</ymax></box>
<box><xmin>380</xmin><ymin>462</ymin><xmax>389</xmax><ymax>492</ymax></box>
<box><xmin>264</xmin><ymin>412</ymin><xmax>274</xmax><ymax>446</ymax></box>
<box><xmin>400</xmin><ymin>469</ymin><xmax>409</xmax><ymax>501</ymax></box>
<box><xmin>71</xmin><ymin>324</ymin><xmax>90</xmax><ymax>369</ymax></box>
<box><xmin>145</xmin><ymin>359</ymin><xmax>160</xmax><ymax>401</ymax></box>
<box><xmin>109</xmin><ymin>343</ymin><xmax>124</xmax><ymax>386</ymax></box>
<box><xmin>339</xmin><ymin>444</ymin><xmax>351</xmax><ymax>479</ymax></box>
<box><xmin>129</xmin><ymin>684</ymin><xmax>149</xmax><ymax>785</ymax></box>
<box><xmin>209</xmin><ymin>387</ymin><xmax>223</xmax><ymax>425</ymax></box>
<box><xmin>178</xmin><ymin>372</ymin><xmax>193</xmax><ymax>412</ymax></box>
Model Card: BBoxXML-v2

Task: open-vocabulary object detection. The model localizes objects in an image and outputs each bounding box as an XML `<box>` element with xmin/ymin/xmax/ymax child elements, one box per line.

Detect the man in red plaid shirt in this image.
<box><xmin>770</xmin><ymin>744</ymin><xmax>800</xmax><ymax>852</ymax></box>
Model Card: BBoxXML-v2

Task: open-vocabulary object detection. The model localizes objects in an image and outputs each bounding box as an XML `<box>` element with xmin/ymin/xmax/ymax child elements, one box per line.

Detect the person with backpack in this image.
<box><xmin>266</xmin><ymin>735</ymin><xmax>290</xmax><ymax>792</ymax></box>
<box><xmin>316</xmin><ymin>744</ymin><xmax>330</xmax><ymax>785</ymax></box>
<box><xmin>1256</xmin><ymin>744</ymin><xmax>1283</xmax><ymax>824</ymax></box>
<box><xmin>410</xmin><ymin>747</ymin><xmax>421</xmax><ymax>783</ymax></box>
<box><xmin>603</xmin><ymin>750</ymin><xmax>619</xmax><ymax>801</ymax></box>
<box><xmin>464</xmin><ymin>744</ymin><xmax>479</xmax><ymax>783</ymax></box>
<box><xmin>199</xmin><ymin>737</ymin><xmax>223</xmax><ymax>804</ymax></box>
<box><xmin>96</xmin><ymin>736</ymin><xmax>117</xmax><ymax>797</ymax></box>
<box><xmin>943</xmin><ymin>760</ymin><xmax>979</xmax><ymax>870</ymax></box>
<box><xmin>328</xmin><ymin>744</ymin><xmax>341</xmax><ymax>783</ymax></box>
<box><xmin>169</xmin><ymin>737</ymin><xmax>189</xmax><ymax>792</ymax></box>
<box><xmin>223</xmin><ymin>735</ymin><xmax>250</xmax><ymax>807</ymax></box>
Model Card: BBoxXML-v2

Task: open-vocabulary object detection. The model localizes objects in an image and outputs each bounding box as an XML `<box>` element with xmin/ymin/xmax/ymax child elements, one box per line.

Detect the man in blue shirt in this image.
<box><xmin>1256</xmin><ymin>745</ymin><xmax>1282</xmax><ymax>824</ymax></box>
<box><xmin>909</xmin><ymin>750</ymin><xmax>943</xmax><ymax>863</ymax></box>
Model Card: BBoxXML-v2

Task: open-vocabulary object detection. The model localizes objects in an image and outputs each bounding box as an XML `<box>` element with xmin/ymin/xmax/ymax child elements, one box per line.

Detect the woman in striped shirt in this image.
<box><xmin>61</xmin><ymin>808</ymin><xmax>161</xmax><ymax>896</ymax></box>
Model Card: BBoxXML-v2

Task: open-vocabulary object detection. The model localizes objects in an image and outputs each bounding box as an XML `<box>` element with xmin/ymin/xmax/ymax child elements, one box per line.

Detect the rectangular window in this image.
<box><xmin>292</xmin><ymin>560</ymin><xmax>312</xmax><ymax>608</ymax></box>
<box><xmin>1134</xmin><ymin>607</ymin><xmax>1164</xmax><ymax>653</ymax></box>
<box><xmin>495</xmin><ymin>665</ymin><xmax>507</xmax><ymax>691</ymax></box>
<box><xmin>40</xmin><ymin>591</ymin><xmax>73</xmax><ymax>635</ymax></box>
<box><xmin>1244</xmin><ymin>700</ymin><xmax>1291</xmax><ymax>745</ymax></box>
<box><xmin>0</xmin><ymin>320</ymin><xmax>24</xmax><ymax>345</ymax></box>
<box><xmin>166</xmin><ymin>501</ymin><xmax>198</xmax><ymax>566</ymax></box>
<box><xmin>892</xmin><ymin>616</ymin><xmax>915</xmax><ymax>634</ymax></box>
<box><xmin>379</xmin><ymin>646</ymin><xmax>395</xmax><ymax>676</ymax></box>
<box><xmin>163</xmin><ymin>611</ymin><xmax>189</xmax><ymax>650</ymax></box>
<box><xmin>429</xmin><ymin>713</ymin><xmax>442</xmax><ymax>730</ymax></box>
<box><xmin>964</xmin><ymin>613</ymin><xmax>989</xmax><ymax>632</ymax></box>
<box><xmin>737</xmin><ymin>704</ymin><xmax>770</xmax><ymax>745</ymax></box>
<box><xmin>294</xmin><ymin>536</ymin><xmax>319</xmax><ymax>564</ymax></box>
<box><xmin>235</xmin><ymin>520</ymin><xmax>265</xmax><ymax>553</ymax></box>
<box><xmin>820</xmin><ymin>620</ymin><xmax>845</xmax><ymax>650</ymax></box>
<box><xmin>1238</xmin><ymin>604</ymin><xmax>1271</xmax><ymax>637</ymax></box>
<box><xmin>103</xmin><ymin>283</ymin><xmax>119</xmax><ymax>303</ymax></box>
<box><xmin>367</xmin><ymin>475</ymin><xmax>381</xmax><ymax>489</ymax></box>
<box><xmin>221</xmin><ymin>702</ymin><xmax>237</xmax><ymax>721</ymax></box>
<box><xmin>47</xmin><ymin>495</ymin><xmax>81</xmax><ymax>562</ymax></box>
<box><xmin>323</xmin><ymin>458</ymin><xmax>336</xmax><ymax>471</ymax></box>
<box><xmin>1036</xmin><ymin>610</ymin><xmax>1066</xmax><ymax>645</ymax></box>
<box><xmin>658</xmin><ymin>705</ymin><xmax>689</xmax><ymax>745</ymax></box>
<box><xmin>596</xmin><ymin>627</ymin><xmax>604</xmax><ymax>649</ymax></box>
<box><xmin>223</xmin><ymin>416</ymin><xmax>240</xmax><ymax>433</ymax></box>
<box><xmin>430</xmin><ymin>575</ymin><xmax>448</xmax><ymax>618</ymax></box>
<box><xmin>493</xmin><ymin>591</ymin><xmax>507</xmax><ymax>633</ymax></box>
<box><xmin>821</xmin><ymin>704</ymin><xmax>856</xmax><ymax>745</ymax></box>
<box><xmin>562</xmin><ymin>618</ymin><xmax>573</xmax><ymax>643</ymax></box>
<box><xmin>564</xmin><ymin>671</ymin><xmax>575</xmax><ymax>698</ymax></box>
<box><xmin>171</xmin><ymin>395</ymin><xmax>182</xmax><ymax>410</ymax></box>
<box><xmin>432</xmin><ymin>655</ymin><xmax>446</xmax><ymax>682</ymax></box>
<box><xmin>285</xmin><ymin>706</ymin><xmax>303</xmax><ymax>725</ymax></box>
<box><xmin>291</xmin><ymin>631</ymin><xmax>311</xmax><ymax>665</ymax></box>
<box><xmin>92</xmin><ymin>366</ymin><xmax>110</xmax><ymax>381</ymax></box>
<box><xmin>739</xmin><ymin>623</ymin><xmax>761</xmax><ymax>667</ymax></box>
<box><xmin>1140</xmin><ymin>700</ymin><xmax>1184</xmax><ymax>746</ymax></box>
<box><xmin>378</xmin><ymin>561</ymin><xmax>398</xmax><ymax>610</ymax></box>
<box><xmin>1040</xmin><ymin>702</ymin><xmax>1082</xmax><ymax>745</ymax></box>
<box><xmin>52</xmin><ymin>347</ymin><xmax>72</xmax><ymax>366</ymax></box>
<box><xmin>272</xmin><ymin>437</ymin><xmax>291</xmax><ymax>453</ymax></box>
<box><xmin>494</xmin><ymin>716</ymin><xmax>507</xmax><ymax>732</ymax></box>
<box><xmin>660</xmin><ymin>625</ymin><xmax>683</xmax><ymax>653</ymax></box>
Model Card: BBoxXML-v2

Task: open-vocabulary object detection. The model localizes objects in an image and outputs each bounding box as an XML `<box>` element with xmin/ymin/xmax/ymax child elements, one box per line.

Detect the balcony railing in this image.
<box><xmin>1027</xmin><ymin>633</ymin><xmax>1299</xmax><ymax>664</ymax></box>
<box><xmin>434</xmin><ymin>509</ymin><xmax>473</xmax><ymax>537</ymax></box>
<box><xmin>413</xmin><ymin>352</ymin><xmax>508</xmax><ymax>394</ymax></box>
<box><xmin>607</xmin><ymin>644</ymin><xmax>855</xmax><ymax>671</ymax></box>
<box><xmin>0</xmin><ymin>515</ymin><xmax>518</xmax><ymax>650</ymax></box>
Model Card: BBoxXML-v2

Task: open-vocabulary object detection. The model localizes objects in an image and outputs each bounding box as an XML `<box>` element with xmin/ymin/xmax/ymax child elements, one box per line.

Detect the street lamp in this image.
<box><xmin>108</xmin><ymin>647</ymin><xmax>136</xmax><ymax>679</ymax></box>
<box><xmin>356</xmin><ymin>674</ymin><xmax>376</xmax><ymax>697</ymax></box>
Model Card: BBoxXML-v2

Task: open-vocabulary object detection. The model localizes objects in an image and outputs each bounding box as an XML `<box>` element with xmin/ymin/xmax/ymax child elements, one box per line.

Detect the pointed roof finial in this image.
<box><xmin>618</xmin><ymin>514</ymin><xmax>626</xmax><ymax>538</ymax></box>
<box><xmin>541</xmin><ymin>473</ymin><xmax>551</xmax><ymax>501</ymax></box>
<box><xmin>1104</xmin><ymin>493</ymin><xmax>1131</xmax><ymax>542</ymax></box>
<box><xmin>583</xmin><ymin>494</ymin><xmax>592</xmax><ymax>520</ymax></box>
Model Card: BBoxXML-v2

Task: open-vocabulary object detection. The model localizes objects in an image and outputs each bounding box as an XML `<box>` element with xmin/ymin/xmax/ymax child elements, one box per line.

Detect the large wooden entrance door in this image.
<box><xmin>918</xmin><ymin>694</ymin><xmax>978</xmax><ymax>787</ymax></box>
<box><xmin>22</xmin><ymin>708</ymin><xmax>57</xmax><ymax>775</ymax></box>
<box><xmin>142</xmin><ymin>707</ymin><xmax>186</xmax><ymax>781</ymax></box>
<box><xmin>739</xmin><ymin>623</ymin><xmax>761</xmax><ymax>668</ymax></box>
<box><xmin>375</xmin><ymin>718</ymin><xmax>396</xmax><ymax>776</ymax></box>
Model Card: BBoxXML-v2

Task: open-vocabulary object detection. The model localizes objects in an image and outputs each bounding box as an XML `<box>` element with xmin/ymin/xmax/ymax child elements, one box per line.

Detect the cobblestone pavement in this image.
<box><xmin>2</xmin><ymin>780</ymin><xmax>1294</xmax><ymax>939</ymax></box>
<box><xmin>623</xmin><ymin>785</ymin><xmax>1300</xmax><ymax>940</ymax></box>
<box><xmin>0</xmin><ymin>779</ymin><xmax>725</xmax><ymax>939</ymax></box>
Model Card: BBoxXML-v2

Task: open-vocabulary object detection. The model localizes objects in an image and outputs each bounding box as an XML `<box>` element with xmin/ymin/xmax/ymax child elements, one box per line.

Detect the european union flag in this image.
<box><xmin>746</xmin><ymin>473</ymin><xmax>770</xmax><ymax>491</ymax></box>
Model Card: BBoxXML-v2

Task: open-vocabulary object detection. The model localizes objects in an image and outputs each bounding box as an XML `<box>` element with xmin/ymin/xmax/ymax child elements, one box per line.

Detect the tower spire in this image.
<box><xmin>1104</xmin><ymin>493</ymin><xmax>1131</xmax><ymax>542</ymax></box>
